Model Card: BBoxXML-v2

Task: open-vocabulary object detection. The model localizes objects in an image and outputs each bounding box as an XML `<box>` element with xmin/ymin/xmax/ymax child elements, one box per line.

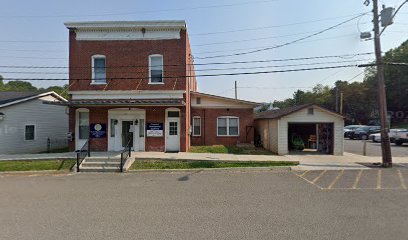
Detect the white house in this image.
<box><xmin>255</xmin><ymin>104</ymin><xmax>344</xmax><ymax>155</ymax></box>
<box><xmin>0</xmin><ymin>91</ymin><xmax>68</xmax><ymax>154</ymax></box>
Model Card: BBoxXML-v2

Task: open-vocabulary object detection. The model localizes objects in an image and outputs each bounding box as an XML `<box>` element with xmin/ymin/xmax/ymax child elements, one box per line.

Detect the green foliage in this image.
<box><xmin>0</xmin><ymin>78</ymin><xmax>68</xmax><ymax>99</ymax></box>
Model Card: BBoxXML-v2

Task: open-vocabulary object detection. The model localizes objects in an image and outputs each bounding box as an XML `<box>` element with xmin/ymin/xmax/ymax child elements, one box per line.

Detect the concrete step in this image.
<box><xmin>81</xmin><ymin>161</ymin><xmax>121</xmax><ymax>168</ymax></box>
<box><xmin>79</xmin><ymin>166</ymin><xmax>121</xmax><ymax>172</ymax></box>
<box><xmin>84</xmin><ymin>157</ymin><xmax>121</xmax><ymax>163</ymax></box>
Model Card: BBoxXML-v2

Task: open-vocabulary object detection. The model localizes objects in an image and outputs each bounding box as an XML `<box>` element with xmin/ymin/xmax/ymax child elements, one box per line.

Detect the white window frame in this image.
<box><xmin>149</xmin><ymin>54</ymin><xmax>164</xmax><ymax>84</ymax></box>
<box><xmin>217</xmin><ymin>117</ymin><xmax>239</xmax><ymax>137</ymax></box>
<box><xmin>91</xmin><ymin>55</ymin><xmax>106</xmax><ymax>84</ymax></box>
<box><xmin>192</xmin><ymin>116</ymin><xmax>201</xmax><ymax>136</ymax></box>
<box><xmin>24</xmin><ymin>124</ymin><xmax>36</xmax><ymax>141</ymax></box>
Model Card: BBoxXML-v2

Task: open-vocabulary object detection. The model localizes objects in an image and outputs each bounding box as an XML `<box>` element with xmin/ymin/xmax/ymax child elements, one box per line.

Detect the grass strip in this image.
<box><xmin>130</xmin><ymin>160</ymin><xmax>297</xmax><ymax>170</ymax></box>
<box><xmin>189</xmin><ymin>145</ymin><xmax>274</xmax><ymax>155</ymax></box>
<box><xmin>0</xmin><ymin>159</ymin><xmax>76</xmax><ymax>172</ymax></box>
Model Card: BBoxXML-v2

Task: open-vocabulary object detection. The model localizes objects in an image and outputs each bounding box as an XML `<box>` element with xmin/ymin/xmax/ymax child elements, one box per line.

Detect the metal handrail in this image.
<box><xmin>76</xmin><ymin>139</ymin><xmax>90</xmax><ymax>172</ymax></box>
<box><xmin>120</xmin><ymin>140</ymin><xmax>132</xmax><ymax>172</ymax></box>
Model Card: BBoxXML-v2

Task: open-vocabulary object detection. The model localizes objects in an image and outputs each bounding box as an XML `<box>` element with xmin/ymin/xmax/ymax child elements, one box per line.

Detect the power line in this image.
<box><xmin>195</xmin><ymin>13</ymin><xmax>369</xmax><ymax>59</ymax></box>
<box><xmin>1</xmin><ymin>64</ymin><xmax>357</xmax><ymax>81</ymax></box>
<box><xmin>194</xmin><ymin>34</ymin><xmax>357</xmax><ymax>55</ymax></box>
<box><xmin>0</xmin><ymin>59</ymin><xmax>373</xmax><ymax>75</ymax></box>
<box><xmin>0</xmin><ymin>52</ymin><xmax>374</xmax><ymax>69</ymax></box>
<box><xmin>0</xmin><ymin>0</ymin><xmax>279</xmax><ymax>18</ymax></box>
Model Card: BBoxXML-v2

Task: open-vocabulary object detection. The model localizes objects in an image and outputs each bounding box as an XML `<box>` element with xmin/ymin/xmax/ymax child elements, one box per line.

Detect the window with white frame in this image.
<box><xmin>217</xmin><ymin>117</ymin><xmax>239</xmax><ymax>136</ymax></box>
<box><xmin>25</xmin><ymin>125</ymin><xmax>35</xmax><ymax>140</ymax></box>
<box><xmin>92</xmin><ymin>55</ymin><xmax>106</xmax><ymax>83</ymax></box>
<box><xmin>149</xmin><ymin>55</ymin><xmax>163</xmax><ymax>83</ymax></box>
<box><xmin>193</xmin><ymin>117</ymin><xmax>201</xmax><ymax>136</ymax></box>
<box><xmin>78</xmin><ymin>112</ymin><xmax>90</xmax><ymax>139</ymax></box>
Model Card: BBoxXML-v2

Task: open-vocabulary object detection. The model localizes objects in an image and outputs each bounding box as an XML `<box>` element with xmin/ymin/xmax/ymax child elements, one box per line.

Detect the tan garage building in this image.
<box><xmin>255</xmin><ymin>104</ymin><xmax>344</xmax><ymax>155</ymax></box>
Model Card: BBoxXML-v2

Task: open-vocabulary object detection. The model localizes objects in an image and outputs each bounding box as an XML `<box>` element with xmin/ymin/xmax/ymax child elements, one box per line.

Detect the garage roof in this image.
<box><xmin>255</xmin><ymin>104</ymin><xmax>344</xmax><ymax>119</ymax></box>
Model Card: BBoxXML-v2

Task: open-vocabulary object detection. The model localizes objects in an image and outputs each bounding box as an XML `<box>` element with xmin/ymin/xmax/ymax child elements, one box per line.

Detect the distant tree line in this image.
<box><xmin>0</xmin><ymin>76</ymin><xmax>69</xmax><ymax>99</ymax></box>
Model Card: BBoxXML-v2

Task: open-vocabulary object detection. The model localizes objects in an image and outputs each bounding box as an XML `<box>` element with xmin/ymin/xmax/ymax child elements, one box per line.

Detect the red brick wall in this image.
<box><xmin>68</xmin><ymin>106</ymin><xmax>188</xmax><ymax>152</ymax></box>
<box><xmin>191</xmin><ymin>108</ymin><xmax>255</xmax><ymax>146</ymax></box>
<box><xmin>68</xmin><ymin>30</ymin><xmax>196</xmax><ymax>92</ymax></box>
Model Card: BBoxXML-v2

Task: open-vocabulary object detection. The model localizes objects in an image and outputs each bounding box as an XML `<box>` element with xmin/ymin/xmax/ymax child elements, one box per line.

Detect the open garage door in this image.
<box><xmin>288</xmin><ymin>123</ymin><xmax>334</xmax><ymax>154</ymax></box>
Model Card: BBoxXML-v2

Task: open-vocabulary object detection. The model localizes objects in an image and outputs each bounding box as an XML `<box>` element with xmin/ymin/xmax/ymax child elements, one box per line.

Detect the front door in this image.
<box><xmin>166</xmin><ymin>118</ymin><xmax>180</xmax><ymax>152</ymax></box>
<box><xmin>122</xmin><ymin>121</ymin><xmax>134</xmax><ymax>149</ymax></box>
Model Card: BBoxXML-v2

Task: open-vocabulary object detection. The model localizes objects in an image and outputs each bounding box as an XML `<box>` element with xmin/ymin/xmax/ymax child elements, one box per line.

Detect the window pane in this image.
<box><xmin>79</xmin><ymin>112</ymin><xmax>89</xmax><ymax>140</ymax></box>
<box><xmin>229</xmin><ymin>126</ymin><xmax>238</xmax><ymax>136</ymax></box>
<box><xmin>168</xmin><ymin>111</ymin><xmax>180</xmax><ymax>118</ymax></box>
<box><xmin>169</xmin><ymin>122</ymin><xmax>178</xmax><ymax>135</ymax></box>
<box><xmin>25</xmin><ymin>125</ymin><xmax>35</xmax><ymax>140</ymax></box>
<box><xmin>150</xmin><ymin>56</ymin><xmax>163</xmax><ymax>83</ymax></box>
<box><xmin>193</xmin><ymin>118</ymin><xmax>201</xmax><ymax>136</ymax></box>
<box><xmin>110</xmin><ymin>119</ymin><xmax>116</xmax><ymax>137</ymax></box>
<box><xmin>139</xmin><ymin>119</ymin><xmax>145</xmax><ymax>137</ymax></box>
<box><xmin>93</xmin><ymin>57</ymin><xmax>106</xmax><ymax>83</ymax></box>
<box><xmin>218</xmin><ymin>118</ymin><xmax>227</xmax><ymax>135</ymax></box>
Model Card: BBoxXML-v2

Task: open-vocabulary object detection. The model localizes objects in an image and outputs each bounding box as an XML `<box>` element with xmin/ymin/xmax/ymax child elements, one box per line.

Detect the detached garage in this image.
<box><xmin>255</xmin><ymin>104</ymin><xmax>344</xmax><ymax>155</ymax></box>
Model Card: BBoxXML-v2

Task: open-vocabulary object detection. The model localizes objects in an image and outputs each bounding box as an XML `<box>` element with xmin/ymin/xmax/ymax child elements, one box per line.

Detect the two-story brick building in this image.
<box><xmin>56</xmin><ymin>21</ymin><xmax>258</xmax><ymax>152</ymax></box>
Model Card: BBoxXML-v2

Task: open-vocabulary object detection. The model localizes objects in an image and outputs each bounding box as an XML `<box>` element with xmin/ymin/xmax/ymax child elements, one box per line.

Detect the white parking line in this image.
<box><xmin>397</xmin><ymin>169</ymin><xmax>407</xmax><ymax>190</ymax></box>
<box><xmin>328</xmin><ymin>170</ymin><xmax>344</xmax><ymax>189</ymax></box>
<box><xmin>312</xmin><ymin>170</ymin><xmax>327</xmax><ymax>183</ymax></box>
<box><xmin>377</xmin><ymin>170</ymin><xmax>382</xmax><ymax>189</ymax></box>
<box><xmin>352</xmin><ymin>170</ymin><xmax>363</xmax><ymax>189</ymax></box>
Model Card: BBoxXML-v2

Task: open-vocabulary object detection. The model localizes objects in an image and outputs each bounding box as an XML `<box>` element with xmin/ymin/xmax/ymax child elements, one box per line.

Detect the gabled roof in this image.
<box><xmin>191</xmin><ymin>91</ymin><xmax>260</xmax><ymax>106</ymax></box>
<box><xmin>0</xmin><ymin>91</ymin><xmax>67</xmax><ymax>109</ymax></box>
<box><xmin>255</xmin><ymin>104</ymin><xmax>344</xmax><ymax>119</ymax></box>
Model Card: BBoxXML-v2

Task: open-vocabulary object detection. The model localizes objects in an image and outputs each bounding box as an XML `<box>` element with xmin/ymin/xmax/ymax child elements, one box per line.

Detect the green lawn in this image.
<box><xmin>189</xmin><ymin>145</ymin><xmax>274</xmax><ymax>155</ymax></box>
<box><xmin>130</xmin><ymin>160</ymin><xmax>297</xmax><ymax>170</ymax></box>
<box><xmin>0</xmin><ymin>159</ymin><xmax>76</xmax><ymax>172</ymax></box>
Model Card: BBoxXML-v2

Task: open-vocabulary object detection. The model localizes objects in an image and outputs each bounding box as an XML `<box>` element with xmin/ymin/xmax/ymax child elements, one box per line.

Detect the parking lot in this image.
<box><xmin>344</xmin><ymin>139</ymin><xmax>408</xmax><ymax>157</ymax></box>
<box><xmin>1</xmin><ymin>170</ymin><xmax>408</xmax><ymax>240</ymax></box>
<box><xmin>294</xmin><ymin>167</ymin><xmax>408</xmax><ymax>190</ymax></box>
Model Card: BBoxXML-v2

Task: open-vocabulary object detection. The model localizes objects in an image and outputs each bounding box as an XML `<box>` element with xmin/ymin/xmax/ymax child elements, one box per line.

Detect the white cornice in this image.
<box><xmin>64</xmin><ymin>20</ymin><xmax>186</xmax><ymax>30</ymax></box>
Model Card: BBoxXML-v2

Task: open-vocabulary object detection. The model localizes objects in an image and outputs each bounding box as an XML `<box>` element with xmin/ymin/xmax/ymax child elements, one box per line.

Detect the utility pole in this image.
<box><xmin>372</xmin><ymin>0</ymin><xmax>392</xmax><ymax>167</ymax></box>
<box><xmin>234</xmin><ymin>81</ymin><xmax>237</xmax><ymax>99</ymax></box>
<box><xmin>339</xmin><ymin>92</ymin><xmax>343</xmax><ymax>115</ymax></box>
<box><xmin>335</xmin><ymin>88</ymin><xmax>339</xmax><ymax>113</ymax></box>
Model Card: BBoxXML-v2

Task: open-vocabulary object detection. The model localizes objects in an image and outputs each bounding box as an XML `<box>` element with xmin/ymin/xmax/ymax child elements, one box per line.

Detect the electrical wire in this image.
<box><xmin>195</xmin><ymin>13</ymin><xmax>369</xmax><ymax>59</ymax></box>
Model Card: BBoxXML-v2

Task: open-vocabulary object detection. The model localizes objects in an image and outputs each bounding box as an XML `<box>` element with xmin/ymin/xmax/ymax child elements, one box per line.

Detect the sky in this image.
<box><xmin>1</xmin><ymin>0</ymin><xmax>408</xmax><ymax>103</ymax></box>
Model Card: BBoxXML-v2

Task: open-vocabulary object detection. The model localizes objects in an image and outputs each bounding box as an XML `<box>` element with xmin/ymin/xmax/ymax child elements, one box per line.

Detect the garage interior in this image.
<box><xmin>288</xmin><ymin>123</ymin><xmax>334</xmax><ymax>154</ymax></box>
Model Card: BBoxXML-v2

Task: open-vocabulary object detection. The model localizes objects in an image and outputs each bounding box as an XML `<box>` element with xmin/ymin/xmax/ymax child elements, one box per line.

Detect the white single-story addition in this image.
<box><xmin>0</xmin><ymin>91</ymin><xmax>68</xmax><ymax>154</ymax></box>
<box><xmin>255</xmin><ymin>104</ymin><xmax>344</xmax><ymax>155</ymax></box>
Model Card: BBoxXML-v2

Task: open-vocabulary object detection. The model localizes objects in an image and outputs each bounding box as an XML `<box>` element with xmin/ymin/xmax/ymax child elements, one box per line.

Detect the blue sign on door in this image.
<box><xmin>90</xmin><ymin>123</ymin><xmax>107</xmax><ymax>138</ymax></box>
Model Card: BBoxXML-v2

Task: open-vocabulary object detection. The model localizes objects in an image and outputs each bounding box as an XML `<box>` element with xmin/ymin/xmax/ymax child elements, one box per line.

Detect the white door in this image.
<box><xmin>166</xmin><ymin>118</ymin><xmax>180</xmax><ymax>152</ymax></box>
<box><xmin>76</xmin><ymin>111</ymin><xmax>89</xmax><ymax>150</ymax></box>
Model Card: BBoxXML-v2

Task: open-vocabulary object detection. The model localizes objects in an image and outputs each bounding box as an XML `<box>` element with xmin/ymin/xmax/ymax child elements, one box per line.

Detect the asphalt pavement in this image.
<box><xmin>1</xmin><ymin>170</ymin><xmax>408</xmax><ymax>240</ymax></box>
<box><xmin>344</xmin><ymin>139</ymin><xmax>408</xmax><ymax>157</ymax></box>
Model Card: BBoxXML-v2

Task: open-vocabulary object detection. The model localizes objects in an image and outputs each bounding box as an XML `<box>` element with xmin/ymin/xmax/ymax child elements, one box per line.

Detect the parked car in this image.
<box><xmin>349</xmin><ymin>126</ymin><xmax>381</xmax><ymax>140</ymax></box>
<box><xmin>344</xmin><ymin>125</ymin><xmax>366</xmax><ymax>138</ymax></box>
<box><xmin>369</xmin><ymin>129</ymin><xmax>408</xmax><ymax>142</ymax></box>
<box><xmin>391</xmin><ymin>130</ymin><xmax>408</xmax><ymax>146</ymax></box>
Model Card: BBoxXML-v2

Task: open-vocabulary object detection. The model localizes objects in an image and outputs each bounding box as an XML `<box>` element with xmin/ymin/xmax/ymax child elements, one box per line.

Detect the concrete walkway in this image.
<box><xmin>1</xmin><ymin>151</ymin><xmax>407</xmax><ymax>170</ymax></box>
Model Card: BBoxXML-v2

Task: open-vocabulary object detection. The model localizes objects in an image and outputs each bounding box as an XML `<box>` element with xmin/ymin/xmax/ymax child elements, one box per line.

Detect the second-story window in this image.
<box><xmin>149</xmin><ymin>55</ymin><xmax>163</xmax><ymax>84</ymax></box>
<box><xmin>92</xmin><ymin>55</ymin><xmax>106</xmax><ymax>84</ymax></box>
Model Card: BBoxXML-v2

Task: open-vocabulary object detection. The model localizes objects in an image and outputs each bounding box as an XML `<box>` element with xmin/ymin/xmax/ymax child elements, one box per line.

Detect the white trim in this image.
<box><xmin>0</xmin><ymin>91</ymin><xmax>67</xmax><ymax>109</ymax></box>
<box><xmin>64</xmin><ymin>20</ymin><xmax>186</xmax><ymax>30</ymax></box>
<box><xmin>24</xmin><ymin>124</ymin><xmax>36</xmax><ymax>141</ymax></box>
<box><xmin>69</xmin><ymin>90</ymin><xmax>185</xmax><ymax>95</ymax></box>
<box><xmin>91</xmin><ymin>55</ymin><xmax>106</xmax><ymax>84</ymax></box>
<box><xmin>192</xmin><ymin>116</ymin><xmax>201</xmax><ymax>136</ymax></box>
<box><xmin>165</xmin><ymin>108</ymin><xmax>181</xmax><ymax>152</ymax></box>
<box><xmin>216</xmin><ymin>116</ymin><xmax>240</xmax><ymax>137</ymax></box>
<box><xmin>75</xmin><ymin>108</ymin><xmax>89</xmax><ymax>150</ymax></box>
<box><xmin>149</xmin><ymin>54</ymin><xmax>164</xmax><ymax>84</ymax></box>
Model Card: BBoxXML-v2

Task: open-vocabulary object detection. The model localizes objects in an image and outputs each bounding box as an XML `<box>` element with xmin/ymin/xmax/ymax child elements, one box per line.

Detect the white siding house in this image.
<box><xmin>0</xmin><ymin>92</ymin><xmax>68</xmax><ymax>154</ymax></box>
<box><xmin>255</xmin><ymin>104</ymin><xmax>344</xmax><ymax>155</ymax></box>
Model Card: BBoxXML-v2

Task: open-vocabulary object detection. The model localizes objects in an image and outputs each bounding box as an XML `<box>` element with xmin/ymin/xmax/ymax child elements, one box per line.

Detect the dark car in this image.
<box><xmin>349</xmin><ymin>126</ymin><xmax>381</xmax><ymax>140</ymax></box>
<box><xmin>344</xmin><ymin>125</ymin><xmax>366</xmax><ymax>138</ymax></box>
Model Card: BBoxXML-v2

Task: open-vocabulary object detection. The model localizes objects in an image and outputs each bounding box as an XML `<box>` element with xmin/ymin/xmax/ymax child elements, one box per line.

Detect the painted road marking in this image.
<box><xmin>312</xmin><ymin>170</ymin><xmax>326</xmax><ymax>183</ymax></box>
<box><xmin>299</xmin><ymin>170</ymin><xmax>309</xmax><ymax>177</ymax></box>
<box><xmin>397</xmin><ymin>169</ymin><xmax>407</xmax><ymax>190</ymax></box>
<box><xmin>328</xmin><ymin>170</ymin><xmax>344</xmax><ymax>189</ymax></box>
<box><xmin>377</xmin><ymin>170</ymin><xmax>382</xmax><ymax>189</ymax></box>
<box><xmin>352</xmin><ymin>170</ymin><xmax>363</xmax><ymax>189</ymax></box>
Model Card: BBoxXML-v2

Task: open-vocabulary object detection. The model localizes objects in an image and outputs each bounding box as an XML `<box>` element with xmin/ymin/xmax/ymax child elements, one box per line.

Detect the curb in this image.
<box><xmin>0</xmin><ymin>170</ymin><xmax>71</xmax><ymax>175</ymax></box>
<box><xmin>127</xmin><ymin>166</ymin><xmax>292</xmax><ymax>173</ymax></box>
